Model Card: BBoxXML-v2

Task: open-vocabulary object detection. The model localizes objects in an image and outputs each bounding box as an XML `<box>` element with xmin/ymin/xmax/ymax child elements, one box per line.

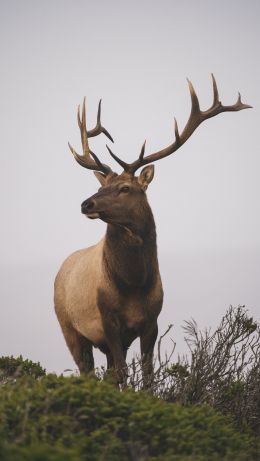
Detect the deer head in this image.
<box><xmin>68</xmin><ymin>75</ymin><xmax>251</xmax><ymax>226</ymax></box>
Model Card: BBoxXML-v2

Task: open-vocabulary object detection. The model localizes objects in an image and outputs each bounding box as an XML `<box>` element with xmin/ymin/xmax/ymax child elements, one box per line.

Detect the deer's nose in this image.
<box><xmin>81</xmin><ymin>198</ymin><xmax>96</xmax><ymax>214</ymax></box>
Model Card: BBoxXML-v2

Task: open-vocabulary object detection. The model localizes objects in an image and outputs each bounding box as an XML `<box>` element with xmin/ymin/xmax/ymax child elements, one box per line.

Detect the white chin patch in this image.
<box><xmin>86</xmin><ymin>212</ymin><xmax>100</xmax><ymax>219</ymax></box>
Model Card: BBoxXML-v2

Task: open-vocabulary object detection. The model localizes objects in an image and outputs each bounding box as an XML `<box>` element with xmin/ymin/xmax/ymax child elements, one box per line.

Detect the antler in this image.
<box><xmin>68</xmin><ymin>98</ymin><xmax>114</xmax><ymax>175</ymax></box>
<box><xmin>106</xmin><ymin>74</ymin><xmax>252</xmax><ymax>174</ymax></box>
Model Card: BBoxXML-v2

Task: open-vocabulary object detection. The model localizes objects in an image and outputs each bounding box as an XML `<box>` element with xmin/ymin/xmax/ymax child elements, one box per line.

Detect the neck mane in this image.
<box><xmin>103</xmin><ymin>205</ymin><xmax>158</xmax><ymax>290</ymax></box>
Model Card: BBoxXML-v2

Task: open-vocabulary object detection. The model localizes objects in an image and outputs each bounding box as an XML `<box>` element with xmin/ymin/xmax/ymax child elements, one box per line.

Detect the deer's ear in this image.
<box><xmin>94</xmin><ymin>171</ymin><xmax>107</xmax><ymax>186</ymax></box>
<box><xmin>138</xmin><ymin>165</ymin><xmax>155</xmax><ymax>190</ymax></box>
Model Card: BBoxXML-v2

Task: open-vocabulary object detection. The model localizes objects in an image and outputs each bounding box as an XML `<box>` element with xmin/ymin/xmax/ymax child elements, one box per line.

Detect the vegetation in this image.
<box><xmin>125</xmin><ymin>306</ymin><xmax>260</xmax><ymax>437</ymax></box>
<box><xmin>0</xmin><ymin>306</ymin><xmax>259</xmax><ymax>460</ymax></box>
<box><xmin>0</xmin><ymin>356</ymin><xmax>46</xmax><ymax>384</ymax></box>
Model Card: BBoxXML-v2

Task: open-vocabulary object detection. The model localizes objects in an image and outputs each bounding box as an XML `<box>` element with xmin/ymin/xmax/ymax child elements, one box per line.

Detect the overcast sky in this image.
<box><xmin>0</xmin><ymin>0</ymin><xmax>259</xmax><ymax>373</ymax></box>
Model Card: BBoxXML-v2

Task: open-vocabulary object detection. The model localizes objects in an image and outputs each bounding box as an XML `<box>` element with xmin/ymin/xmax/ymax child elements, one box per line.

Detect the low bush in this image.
<box><xmin>0</xmin><ymin>373</ymin><xmax>258</xmax><ymax>460</ymax></box>
<box><xmin>0</xmin><ymin>356</ymin><xmax>45</xmax><ymax>384</ymax></box>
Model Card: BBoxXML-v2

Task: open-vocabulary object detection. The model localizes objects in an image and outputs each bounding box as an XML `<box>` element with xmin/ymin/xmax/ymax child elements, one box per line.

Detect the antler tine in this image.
<box><xmin>124</xmin><ymin>75</ymin><xmax>252</xmax><ymax>174</ymax></box>
<box><xmin>87</xmin><ymin>99</ymin><xmax>114</xmax><ymax>143</ymax></box>
<box><xmin>139</xmin><ymin>140</ymin><xmax>146</xmax><ymax>160</ymax></box>
<box><xmin>174</xmin><ymin>118</ymin><xmax>181</xmax><ymax>145</ymax></box>
<box><xmin>69</xmin><ymin>98</ymin><xmax>112</xmax><ymax>175</ymax></box>
<box><xmin>187</xmin><ymin>79</ymin><xmax>201</xmax><ymax>115</ymax></box>
<box><xmin>78</xmin><ymin>97</ymin><xmax>90</xmax><ymax>156</ymax></box>
<box><xmin>106</xmin><ymin>144</ymin><xmax>129</xmax><ymax>170</ymax></box>
<box><xmin>106</xmin><ymin>140</ymin><xmax>148</xmax><ymax>172</ymax></box>
<box><xmin>202</xmin><ymin>73</ymin><xmax>252</xmax><ymax>118</ymax></box>
<box><xmin>89</xmin><ymin>149</ymin><xmax>109</xmax><ymax>172</ymax></box>
<box><xmin>211</xmin><ymin>73</ymin><xmax>220</xmax><ymax>106</ymax></box>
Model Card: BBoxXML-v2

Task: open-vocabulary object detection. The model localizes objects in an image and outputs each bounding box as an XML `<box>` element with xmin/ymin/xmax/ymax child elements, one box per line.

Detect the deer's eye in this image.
<box><xmin>120</xmin><ymin>186</ymin><xmax>130</xmax><ymax>193</ymax></box>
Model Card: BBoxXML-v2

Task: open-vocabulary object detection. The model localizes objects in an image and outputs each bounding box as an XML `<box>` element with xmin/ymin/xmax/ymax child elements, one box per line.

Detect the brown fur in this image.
<box><xmin>54</xmin><ymin>169</ymin><xmax>163</xmax><ymax>385</ymax></box>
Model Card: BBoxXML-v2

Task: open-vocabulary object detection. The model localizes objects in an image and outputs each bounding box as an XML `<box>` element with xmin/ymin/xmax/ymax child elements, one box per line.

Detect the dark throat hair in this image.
<box><xmin>103</xmin><ymin>203</ymin><xmax>159</xmax><ymax>290</ymax></box>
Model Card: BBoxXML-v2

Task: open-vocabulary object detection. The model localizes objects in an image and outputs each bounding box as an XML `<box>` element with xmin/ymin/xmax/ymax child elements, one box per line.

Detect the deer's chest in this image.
<box><xmin>121</xmin><ymin>289</ymin><xmax>161</xmax><ymax>332</ymax></box>
<box><xmin>96</xmin><ymin>277</ymin><xmax>163</xmax><ymax>347</ymax></box>
<box><xmin>123</xmin><ymin>298</ymin><xmax>146</xmax><ymax>330</ymax></box>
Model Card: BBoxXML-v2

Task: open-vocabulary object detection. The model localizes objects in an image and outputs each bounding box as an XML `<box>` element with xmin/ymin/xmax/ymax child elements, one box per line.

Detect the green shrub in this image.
<box><xmin>0</xmin><ymin>374</ymin><xmax>257</xmax><ymax>460</ymax></box>
<box><xmin>0</xmin><ymin>443</ymin><xmax>79</xmax><ymax>461</ymax></box>
<box><xmin>0</xmin><ymin>356</ymin><xmax>45</xmax><ymax>384</ymax></box>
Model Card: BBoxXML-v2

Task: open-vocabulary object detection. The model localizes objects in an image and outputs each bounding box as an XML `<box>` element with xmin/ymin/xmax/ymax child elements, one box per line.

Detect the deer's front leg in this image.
<box><xmin>98</xmin><ymin>290</ymin><xmax>128</xmax><ymax>385</ymax></box>
<box><xmin>140</xmin><ymin>321</ymin><xmax>158</xmax><ymax>389</ymax></box>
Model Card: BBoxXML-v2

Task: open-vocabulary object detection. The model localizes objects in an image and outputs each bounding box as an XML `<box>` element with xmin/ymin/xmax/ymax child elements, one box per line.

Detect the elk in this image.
<box><xmin>54</xmin><ymin>75</ymin><xmax>251</xmax><ymax>386</ymax></box>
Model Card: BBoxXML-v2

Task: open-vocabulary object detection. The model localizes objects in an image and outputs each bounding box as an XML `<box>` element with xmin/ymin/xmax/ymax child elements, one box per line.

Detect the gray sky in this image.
<box><xmin>0</xmin><ymin>0</ymin><xmax>259</xmax><ymax>373</ymax></box>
